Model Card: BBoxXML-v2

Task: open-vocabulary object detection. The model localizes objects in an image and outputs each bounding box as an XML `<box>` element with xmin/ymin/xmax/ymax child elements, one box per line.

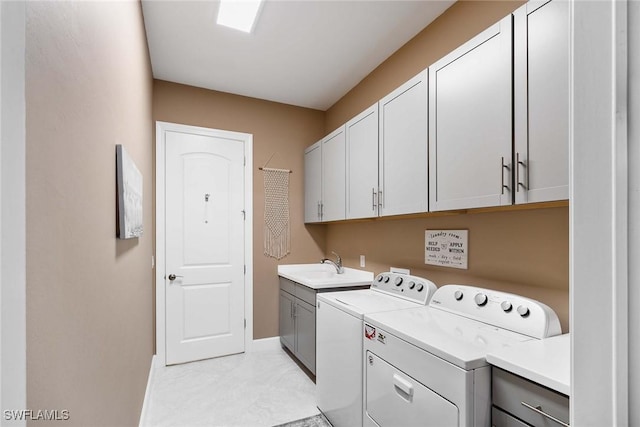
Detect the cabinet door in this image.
<box><xmin>379</xmin><ymin>70</ymin><xmax>428</xmax><ymax>216</ymax></box>
<box><xmin>304</xmin><ymin>141</ymin><xmax>322</xmax><ymax>223</ymax></box>
<box><xmin>294</xmin><ymin>299</ymin><xmax>316</xmax><ymax>374</ymax></box>
<box><xmin>321</xmin><ymin>126</ymin><xmax>346</xmax><ymax>222</ymax></box>
<box><xmin>346</xmin><ymin>103</ymin><xmax>379</xmax><ymax>219</ymax></box>
<box><xmin>279</xmin><ymin>290</ymin><xmax>295</xmax><ymax>352</ymax></box>
<box><xmin>514</xmin><ymin>0</ymin><xmax>569</xmax><ymax>204</ymax></box>
<box><xmin>429</xmin><ymin>16</ymin><xmax>513</xmax><ymax>211</ymax></box>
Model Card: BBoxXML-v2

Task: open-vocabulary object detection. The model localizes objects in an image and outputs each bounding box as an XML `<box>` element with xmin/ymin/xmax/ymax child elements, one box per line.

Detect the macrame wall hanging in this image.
<box><xmin>261</xmin><ymin>163</ymin><xmax>292</xmax><ymax>260</ymax></box>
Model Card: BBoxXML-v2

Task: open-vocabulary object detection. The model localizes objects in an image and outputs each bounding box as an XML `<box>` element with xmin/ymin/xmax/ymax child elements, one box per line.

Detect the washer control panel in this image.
<box><xmin>371</xmin><ymin>272</ymin><xmax>438</xmax><ymax>305</ymax></box>
<box><xmin>429</xmin><ymin>285</ymin><xmax>562</xmax><ymax>339</ymax></box>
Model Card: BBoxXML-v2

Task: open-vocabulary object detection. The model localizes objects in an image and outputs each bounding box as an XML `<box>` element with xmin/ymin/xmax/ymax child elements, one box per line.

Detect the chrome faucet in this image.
<box><xmin>321</xmin><ymin>251</ymin><xmax>344</xmax><ymax>274</ymax></box>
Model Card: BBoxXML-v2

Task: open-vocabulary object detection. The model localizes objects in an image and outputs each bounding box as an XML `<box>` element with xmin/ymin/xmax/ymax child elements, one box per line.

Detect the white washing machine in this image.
<box><xmin>363</xmin><ymin>285</ymin><xmax>562</xmax><ymax>427</ymax></box>
<box><xmin>316</xmin><ymin>272</ymin><xmax>438</xmax><ymax>427</ymax></box>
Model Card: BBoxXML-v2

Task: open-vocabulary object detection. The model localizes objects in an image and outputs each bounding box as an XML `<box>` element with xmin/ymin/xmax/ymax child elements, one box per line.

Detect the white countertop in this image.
<box><xmin>486</xmin><ymin>333</ymin><xmax>570</xmax><ymax>395</ymax></box>
<box><xmin>277</xmin><ymin>263</ymin><xmax>374</xmax><ymax>289</ymax></box>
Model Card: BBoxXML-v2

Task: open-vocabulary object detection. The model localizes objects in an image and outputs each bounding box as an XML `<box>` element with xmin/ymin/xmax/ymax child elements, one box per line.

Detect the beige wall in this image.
<box><xmin>323</xmin><ymin>0</ymin><xmax>570</xmax><ymax>331</ymax></box>
<box><xmin>26</xmin><ymin>2</ymin><xmax>153</xmax><ymax>426</ymax></box>
<box><xmin>153</xmin><ymin>80</ymin><xmax>326</xmax><ymax>339</ymax></box>
<box><xmin>326</xmin><ymin>208</ymin><xmax>570</xmax><ymax>332</ymax></box>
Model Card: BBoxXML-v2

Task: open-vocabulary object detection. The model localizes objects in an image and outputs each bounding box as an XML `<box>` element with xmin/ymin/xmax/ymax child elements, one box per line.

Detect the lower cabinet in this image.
<box><xmin>279</xmin><ymin>278</ymin><xmax>318</xmax><ymax>374</ymax></box>
<box><xmin>278</xmin><ymin>277</ymin><xmax>369</xmax><ymax>375</ymax></box>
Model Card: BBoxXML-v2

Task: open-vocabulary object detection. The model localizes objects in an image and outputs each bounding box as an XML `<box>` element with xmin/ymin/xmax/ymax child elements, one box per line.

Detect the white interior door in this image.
<box><xmin>163</xmin><ymin>127</ymin><xmax>246</xmax><ymax>365</ymax></box>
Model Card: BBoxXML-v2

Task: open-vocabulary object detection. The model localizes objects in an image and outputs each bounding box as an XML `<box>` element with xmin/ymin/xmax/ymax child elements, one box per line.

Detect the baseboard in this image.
<box><xmin>250</xmin><ymin>336</ymin><xmax>281</xmax><ymax>352</ymax></box>
<box><xmin>138</xmin><ymin>354</ymin><xmax>157</xmax><ymax>427</ymax></box>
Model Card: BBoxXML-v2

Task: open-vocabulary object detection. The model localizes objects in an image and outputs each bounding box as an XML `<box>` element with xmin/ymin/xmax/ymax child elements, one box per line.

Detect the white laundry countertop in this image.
<box><xmin>486</xmin><ymin>333</ymin><xmax>570</xmax><ymax>395</ymax></box>
<box><xmin>277</xmin><ymin>263</ymin><xmax>374</xmax><ymax>289</ymax></box>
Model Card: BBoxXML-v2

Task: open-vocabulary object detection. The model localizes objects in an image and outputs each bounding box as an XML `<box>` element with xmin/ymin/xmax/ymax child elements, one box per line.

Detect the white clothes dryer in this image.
<box><xmin>316</xmin><ymin>272</ymin><xmax>438</xmax><ymax>427</ymax></box>
<box><xmin>363</xmin><ymin>285</ymin><xmax>562</xmax><ymax>427</ymax></box>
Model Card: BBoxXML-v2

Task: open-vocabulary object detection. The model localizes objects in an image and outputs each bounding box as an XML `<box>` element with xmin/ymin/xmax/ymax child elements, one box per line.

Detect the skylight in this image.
<box><xmin>216</xmin><ymin>0</ymin><xmax>264</xmax><ymax>33</ymax></box>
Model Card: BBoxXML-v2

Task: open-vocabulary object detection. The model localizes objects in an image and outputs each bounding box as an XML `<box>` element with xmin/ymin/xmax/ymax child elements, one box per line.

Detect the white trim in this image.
<box><xmin>627</xmin><ymin>1</ymin><xmax>640</xmax><ymax>424</ymax></box>
<box><xmin>249</xmin><ymin>337</ymin><xmax>281</xmax><ymax>353</ymax></box>
<box><xmin>571</xmin><ymin>0</ymin><xmax>628</xmax><ymax>425</ymax></box>
<box><xmin>137</xmin><ymin>355</ymin><xmax>157</xmax><ymax>427</ymax></box>
<box><xmin>155</xmin><ymin>121</ymin><xmax>254</xmax><ymax>365</ymax></box>
<box><xmin>0</xmin><ymin>2</ymin><xmax>26</xmax><ymax>424</ymax></box>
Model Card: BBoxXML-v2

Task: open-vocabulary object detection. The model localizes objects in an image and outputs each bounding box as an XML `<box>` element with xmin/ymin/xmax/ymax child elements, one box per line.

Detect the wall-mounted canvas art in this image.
<box><xmin>116</xmin><ymin>144</ymin><xmax>143</xmax><ymax>239</ymax></box>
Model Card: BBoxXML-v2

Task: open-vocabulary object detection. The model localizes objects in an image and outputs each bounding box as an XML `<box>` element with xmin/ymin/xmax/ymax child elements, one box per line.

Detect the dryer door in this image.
<box><xmin>365</xmin><ymin>351</ymin><xmax>459</xmax><ymax>426</ymax></box>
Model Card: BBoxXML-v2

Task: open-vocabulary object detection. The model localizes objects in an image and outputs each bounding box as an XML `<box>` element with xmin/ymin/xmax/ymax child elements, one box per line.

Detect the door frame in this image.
<box><xmin>1</xmin><ymin>0</ymin><xmax>27</xmax><ymax>420</ymax></box>
<box><xmin>155</xmin><ymin>121</ymin><xmax>253</xmax><ymax>366</ymax></box>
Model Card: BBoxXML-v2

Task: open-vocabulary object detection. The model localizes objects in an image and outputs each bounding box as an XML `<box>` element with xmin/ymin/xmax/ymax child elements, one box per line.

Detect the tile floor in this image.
<box><xmin>141</xmin><ymin>346</ymin><xmax>320</xmax><ymax>427</ymax></box>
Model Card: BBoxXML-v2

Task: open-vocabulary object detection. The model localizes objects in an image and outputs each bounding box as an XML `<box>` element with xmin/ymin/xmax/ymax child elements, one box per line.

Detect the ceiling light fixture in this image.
<box><xmin>216</xmin><ymin>0</ymin><xmax>264</xmax><ymax>33</ymax></box>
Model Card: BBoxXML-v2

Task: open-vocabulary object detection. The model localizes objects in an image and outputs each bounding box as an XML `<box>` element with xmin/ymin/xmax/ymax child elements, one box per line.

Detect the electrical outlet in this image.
<box><xmin>360</xmin><ymin>255</ymin><xmax>365</xmax><ymax>267</ymax></box>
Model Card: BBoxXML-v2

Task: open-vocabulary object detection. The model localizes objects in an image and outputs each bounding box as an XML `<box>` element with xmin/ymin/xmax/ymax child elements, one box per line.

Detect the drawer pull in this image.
<box><xmin>521</xmin><ymin>401</ymin><xmax>569</xmax><ymax>427</ymax></box>
<box><xmin>393</xmin><ymin>373</ymin><xmax>414</xmax><ymax>401</ymax></box>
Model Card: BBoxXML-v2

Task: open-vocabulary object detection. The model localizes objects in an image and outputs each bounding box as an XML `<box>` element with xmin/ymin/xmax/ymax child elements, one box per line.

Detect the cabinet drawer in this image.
<box><xmin>279</xmin><ymin>277</ymin><xmax>295</xmax><ymax>295</ymax></box>
<box><xmin>492</xmin><ymin>407</ymin><xmax>529</xmax><ymax>427</ymax></box>
<box><xmin>492</xmin><ymin>368</ymin><xmax>569</xmax><ymax>426</ymax></box>
<box><xmin>295</xmin><ymin>283</ymin><xmax>317</xmax><ymax>306</ymax></box>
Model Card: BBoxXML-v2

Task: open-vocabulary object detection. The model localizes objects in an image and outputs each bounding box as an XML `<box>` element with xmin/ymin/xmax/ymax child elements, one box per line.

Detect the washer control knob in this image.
<box><xmin>501</xmin><ymin>301</ymin><xmax>513</xmax><ymax>312</ymax></box>
<box><xmin>454</xmin><ymin>290</ymin><xmax>464</xmax><ymax>301</ymax></box>
<box><xmin>517</xmin><ymin>305</ymin><xmax>530</xmax><ymax>317</ymax></box>
<box><xmin>384</xmin><ymin>275</ymin><xmax>390</xmax><ymax>283</ymax></box>
<box><xmin>474</xmin><ymin>293</ymin><xmax>488</xmax><ymax>306</ymax></box>
<box><xmin>416</xmin><ymin>283</ymin><xmax>424</xmax><ymax>292</ymax></box>
<box><xmin>377</xmin><ymin>275</ymin><xmax>384</xmax><ymax>282</ymax></box>
<box><xmin>395</xmin><ymin>276</ymin><xmax>403</xmax><ymax>286</ymax></box>
<box><xmin>408</xmin><ymin>281</ymin><xmax>416</xmax><ymax>290</ymax></box>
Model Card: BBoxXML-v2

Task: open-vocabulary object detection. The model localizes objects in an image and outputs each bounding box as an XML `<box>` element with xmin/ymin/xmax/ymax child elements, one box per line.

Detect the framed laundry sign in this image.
<box><xmin>425</xmin><ymin>230</ymin><xmax>468</xmax><ymax>269</ymax></box>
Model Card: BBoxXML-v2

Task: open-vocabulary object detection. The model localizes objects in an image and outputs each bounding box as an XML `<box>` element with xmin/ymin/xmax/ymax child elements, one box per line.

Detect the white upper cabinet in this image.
<box><xmin>514</xmin><ymin>0</ymin><xmax>570</xmax><ymax>204</ymax></box>
<box><xmin>346</xmin><ymin>103</ymin><xmax>379</xmax><ymax>220</ymax></box>
<box><xmin>379</xmin><ymin>70</ymin><xmax>429</xmax><ymax>216</ymax></box>
<box><xmin>304</xmin><ymin>140</ymin><xmax>322</xmax><ymax>223</ymax></box>
<box><xmin>321</xmin><ymin>126</ymin><xmax>346</xmax><ymax>222</ymax></box>
<box><xmin>429</xmin><ymin>16</ymin><xmax>513</xmax><ymax>211</ymax></box>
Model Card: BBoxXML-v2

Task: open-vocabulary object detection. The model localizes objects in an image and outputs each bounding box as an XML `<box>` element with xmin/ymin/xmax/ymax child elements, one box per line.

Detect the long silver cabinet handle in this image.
<box><xmin>520</xmin><ymin>401</ymin><xmax>569</xmax><ymax>427</ymax></box>
<box><xmin>378</xmin><ymin>190</ymin><xmax>383</xmax><ymax>208</ymax></box>
<box><xmin>501</xmin><ymin>156</ymin><xmax>510</xmax><ymax>195</ymax></box>
<box><xmin>372</xmin><ymin>188</ymin><xmax>377</xmax><ymax>211</ymax></box>
<box><xmin>516</xmin><ymin>152</ymin><xmax>527</xmax><ymax>192</ymax></box>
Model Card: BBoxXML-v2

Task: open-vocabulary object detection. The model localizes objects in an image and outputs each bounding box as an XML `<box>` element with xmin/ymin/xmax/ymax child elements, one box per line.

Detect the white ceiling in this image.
<box><xmin>141</xmin><ymin>1</ymin><xmax>455</xmax><ymax>111</ymax></box>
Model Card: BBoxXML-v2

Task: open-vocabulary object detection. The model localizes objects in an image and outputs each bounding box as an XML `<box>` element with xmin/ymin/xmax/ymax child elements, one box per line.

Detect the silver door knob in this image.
<box><xmin>168</xmin><ymin>274</ymin><xmax>183</xmax><ymax>281</ymax></box>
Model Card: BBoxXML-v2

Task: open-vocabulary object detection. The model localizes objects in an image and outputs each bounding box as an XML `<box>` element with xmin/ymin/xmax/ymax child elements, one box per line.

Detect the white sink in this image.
<box><xmin>277</xmin><ymin>263</ymin><xmax>374</xmax><ymax>289</ymax></box>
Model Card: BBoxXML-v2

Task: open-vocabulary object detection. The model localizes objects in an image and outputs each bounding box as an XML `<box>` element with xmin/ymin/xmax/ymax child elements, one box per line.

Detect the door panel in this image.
<box><xmin>429</xmin><ymin>16</ymin><xmax>512</xmax><ymax>210</ymax></box>
<box><xmin>379</xmin><ymin>71</ymin><xmax>428</xmax><ymax>216</ymax></box>
<box><xmin>365</xmin><ymin>352</ymin><xmax>459</xmax><ymax>426</ymax></box>
<box><xmin>304</xmin><ymin>141</ymin><xmax>322</xmax><ymax>223</ymax></box>
<box><xmin>182</xmin><ymin>283</ymin><xmax>231</xmax><ymax>340</ymax></box>
<box><xmin>295</xmin><ymin>300</ymin><xmax>316</xmax><ymax>374</ymax></box>
<box><xmin>346</xmin><ymin>104</ymin><xmax>379</xmax><ymax>219</ymax></box>
<box><xmin>165</xmin><ymin>129</ymin><xmax>245</xmax><ymax>365</ymax></box>
<box><xmin>514</xmin><ymin>0</ymin><xmax>570</xmax><ymax>203</ymax></box>
<box><xmin>279</xmin><ymin>290</ymin><xmax>295</xmax><ymax>352</ymax></box>
<box><xmin>321</xmin><ymin>127</ymin><xmax>346</xmax><ymax>222</ymax></box>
